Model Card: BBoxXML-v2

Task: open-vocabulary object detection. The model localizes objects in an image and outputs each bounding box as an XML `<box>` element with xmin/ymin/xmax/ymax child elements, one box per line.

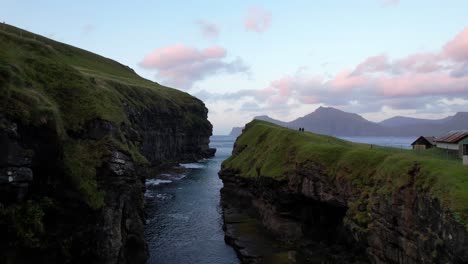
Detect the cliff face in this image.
<box><xmin>219</xmin><ymin>120</ymin><xmax>468</xmax><ymax>264</ymax></box>
<box><xmin>0</xmin><ymin>25</ymin><xmax>213</xmax><ymax>263</ymax></box>
<box><xmin>124</xmin><ymin>98</ymin><xmax>214</xmax><ymax>166</ymax></box>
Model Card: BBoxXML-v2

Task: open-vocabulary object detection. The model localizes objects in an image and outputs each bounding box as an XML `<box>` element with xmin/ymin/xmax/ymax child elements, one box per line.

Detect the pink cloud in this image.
<box><xmin>267</xmin><ymin>95</ymin><xmax>289</xmax><ymax>106</ymax></box>
<box><xmin>299</xmin><ymin>95</ymin><xmax>318</xmax><ymax>104</ymax></box>
<box><xmin>197</xmin><ymin>20</ymin><xmax>220</xmax><ymax>40</ymax></box>
<box><xmin>332</xmin><ymin>70</ymin><xmax>369</xmax><ymax>91</ymax></box>
<box><xmin>244</xmin><ymin>6</ymin><xmax>272</xmax><ymax>33</ymax></box>
<box><xmin>140</xmin><ymin>44</ymin><xmax>248</xmax><ymax>89</ymax></box>
<box><xmin>324</xmin><ymin>43</ymin><xmax>468</xmax><ymax>98</ymax></box>
<box><xmin>394</xmin><ymin>52</ymin><xmax>444</xmax><ymax>73</ymax></box>
<box><xmin>377</xmin><ymin>73</ymin><xmax>468</xmax><ymax>97</ymax></box>
<box><xmin>246</xmin><ymin>74</ymin><xmax>323</xmax><ymax>109</ymax></box>
<box><xmin>200</xmin><ymin>27</ymin><xmax>468</xmax><ymax>116</ymax></box>
<box><xmin>444</xmin><ymin>27</ymin><xmax>468</xmax><ymax>62</ymax></box>
<box><xmin>352</xmin><ymin>54</ymin><xmax>390</xmax><ymax>75</ymax></box>
<box><xmin>271</xmin><ymin>76</ymin><xmax>294</xmax><ymax>96</ymax></box>
<box><xmin>337</xmin><ymin>28</ymin><xmax>468</xmax><ymax>96</ymax></box>
<box><xmin>352</xmin><ymin>52</ymin><xmax>444</xmax><ymax>76</ymax></box>
<box><xmin>140</xmin><ymin>44</ymin><xmax>225</xmax><ymax>69</ymax></box>
<box><xmin>202</xmin><ymin>46</ymin><xmax>226</xmax><ymax>58</ymax></box>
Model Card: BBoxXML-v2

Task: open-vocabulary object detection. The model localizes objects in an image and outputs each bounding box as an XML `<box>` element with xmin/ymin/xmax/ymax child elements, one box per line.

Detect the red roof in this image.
<box><xmin>436</xmin><ymin>130</ymin><xmax>468</xmax><ymax>143</ymax></box>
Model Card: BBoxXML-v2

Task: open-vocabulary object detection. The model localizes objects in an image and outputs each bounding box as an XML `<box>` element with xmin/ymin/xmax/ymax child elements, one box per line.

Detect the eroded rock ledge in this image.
<box><xmin>0</xmin><ymin>106</ymin><xmax>214</xmax><ymax>264</ymax></box>
<box><xmin>219</xmin><ymin>120</ymin><xmax>468</xmax><ymax>264</ymax></box>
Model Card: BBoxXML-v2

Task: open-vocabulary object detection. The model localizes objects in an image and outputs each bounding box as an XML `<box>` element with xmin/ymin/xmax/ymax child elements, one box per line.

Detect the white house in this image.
<box><xmin>435</xmin><ymin>130</ymin><xmax>468</xmax><ymax>165</ymax></box>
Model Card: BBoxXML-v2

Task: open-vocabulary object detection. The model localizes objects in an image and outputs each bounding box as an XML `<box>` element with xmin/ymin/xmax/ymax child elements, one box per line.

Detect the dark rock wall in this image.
<box><xmin>0</xmin><ymin>98</ymin><xmax>213</xmax><ymax>263</ymax></box>
<box><xmin>0</xmin><ymin>117</ymin><xmax>35</xmax><ymax>204</ymax></box>
<box><xmin>124</xmin><ymin>104</ymin><xmax>213</xmax><ymax>166</ymax></box>
<box><xmin>219</xmin><ymin>161</ymin><xmax>468</xmax><ymax>263</ymax></box>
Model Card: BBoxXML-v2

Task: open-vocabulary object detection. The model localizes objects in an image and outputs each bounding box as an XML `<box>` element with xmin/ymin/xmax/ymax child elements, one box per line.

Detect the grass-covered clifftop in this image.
<box><xmin>0</xmin><ymin>24</ymin><xmax>208</xmax><ymax>131</ymax></box>
<box><xmin>0</xmin><ymin>24</ymin><xmax>211</xmax><ymax>209</ymax></box>
<box><xmin>222</xmin><ymin>120</ymin><xmax>468</xmax><ymax>226</ymax></box>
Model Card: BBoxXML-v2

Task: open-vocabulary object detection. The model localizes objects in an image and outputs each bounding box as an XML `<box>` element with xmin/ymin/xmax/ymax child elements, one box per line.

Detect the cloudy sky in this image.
<box><xmin>2</xmin><ymin>0</ymin><xmax>468</xmax><ymax>134</ymax></box>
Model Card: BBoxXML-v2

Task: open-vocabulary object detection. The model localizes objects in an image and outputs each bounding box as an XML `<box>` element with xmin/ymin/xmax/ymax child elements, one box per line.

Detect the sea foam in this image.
<box><xmin>146</xmin><ymin>179</ymin><xmax>172</xmax><ymax>186</ymax></box>
<box><xmin>179</xmin><ymin>163</ymin><xmax>205</xmax><ymax>169</ymax></box>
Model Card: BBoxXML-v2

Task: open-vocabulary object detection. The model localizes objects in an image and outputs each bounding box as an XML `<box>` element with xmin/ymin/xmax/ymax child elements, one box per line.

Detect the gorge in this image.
<box><xmin>2</xmin><ymin>23</ymin><xmax>468</xmax><ymax>264</ymax></box>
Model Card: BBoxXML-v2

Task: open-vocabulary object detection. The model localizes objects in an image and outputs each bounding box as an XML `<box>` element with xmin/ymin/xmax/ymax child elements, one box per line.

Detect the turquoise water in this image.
<box><xmin>145</xmin><ymin>136</ymin><xmax>239</xmax><ymax>264</ymax></box>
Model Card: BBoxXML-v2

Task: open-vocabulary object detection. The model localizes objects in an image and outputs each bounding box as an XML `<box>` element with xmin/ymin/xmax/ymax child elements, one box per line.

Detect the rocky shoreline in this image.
<box><xmin>220</xmin><ymin>164</ymin><xmax>468</xmax><ymax>264</ymax></box>
<box><xmin>220</xmin><ymin>169</ymin><xmax>368</xmax><ymax>264</ymax></box>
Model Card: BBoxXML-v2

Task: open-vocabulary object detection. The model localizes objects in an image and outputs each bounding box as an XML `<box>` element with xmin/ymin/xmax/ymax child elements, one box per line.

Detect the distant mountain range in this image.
<box><xmin>379</xmin><ymin>116</ymin><xmax>451</xmax><ymax>127</ymax></box>
<box><xmin>229</xmin><ymin>107</ymin><xmax>468</xmax><ymax>137</ymax></box>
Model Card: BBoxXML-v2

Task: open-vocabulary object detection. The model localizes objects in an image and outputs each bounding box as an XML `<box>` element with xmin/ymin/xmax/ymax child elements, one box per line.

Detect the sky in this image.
<box><xmin>2</xmin><ymin>0</ymin><xmax>468</xmax><ymax>134</ymax></box>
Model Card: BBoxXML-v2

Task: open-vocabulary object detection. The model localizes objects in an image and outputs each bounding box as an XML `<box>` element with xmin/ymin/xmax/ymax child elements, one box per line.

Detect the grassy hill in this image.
<box><xmin>0</xmin><ymin>24</ymin><xmax>204</xmax><ymax>132</ymax></box>
<box><xmin>0</xmin><ymin>23</ymin><xmax>209</xmax><ymax>209</ymax></box>
<box><xmin>222</xmin><ymin>120</ymin><xmax>468</xmax><ymax>226</ymax></box>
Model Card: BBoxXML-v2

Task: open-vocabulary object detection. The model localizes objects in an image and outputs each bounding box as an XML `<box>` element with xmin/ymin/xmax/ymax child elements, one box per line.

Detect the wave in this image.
<box><xmin>144</xmin><ymin>192</ymin><xmax>155</xmax><ymax>198</ymax></box>
<box><xmin>146</xmin><ymin>179</ymin><xmax>172</xmax><ymax>186</ymax></box>
<box><xmin>160</xmin><ymin>172</ymin><xmax>187</xmax><ymax>180</ymax></box>
<box><xmin>179</xmin><ymin>163</ymin><xmax>205</xmax><ymax>169</ymax></box>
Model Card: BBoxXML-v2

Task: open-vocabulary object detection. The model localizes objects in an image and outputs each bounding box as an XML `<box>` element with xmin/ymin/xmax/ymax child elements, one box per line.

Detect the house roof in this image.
<box><xmin>423</xmin><ymin>136</ymin><xmax>436</xmax><ymax>145</ymax></box>
<box><xmin>435</xmin><ymin>130</ymin><xmax>468</xmax><ymax>143</ymax></box>
<box><xmin>411</xmin><ymin>136</ymin><xmax>436</xmax><ymax>146</ymax></box>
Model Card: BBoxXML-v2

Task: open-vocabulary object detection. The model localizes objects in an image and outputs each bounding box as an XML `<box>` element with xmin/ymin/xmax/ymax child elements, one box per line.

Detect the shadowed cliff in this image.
<box><xmin>0</xmin><ymin>24</ymin><xmax>213</xmax><ymax>263</ymax></box>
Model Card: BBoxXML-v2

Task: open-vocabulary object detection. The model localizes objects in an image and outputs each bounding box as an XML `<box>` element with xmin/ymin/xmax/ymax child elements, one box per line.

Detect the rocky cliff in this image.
<box><xmin>0</xmin><ymin>24</ymin><xmax>214</xmax><ymax>263</ymax></box>
<box><xmin>219</xmin><ymin>120</ymin><xmax>468</xmax><ymax>263</ymax></box>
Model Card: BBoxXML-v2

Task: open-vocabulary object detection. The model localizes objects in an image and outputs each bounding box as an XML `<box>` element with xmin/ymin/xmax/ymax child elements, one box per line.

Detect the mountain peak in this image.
<box><xmin>310</xmin><ymin>107</ymin><xmax>366</xmax><ymax>122</ymax></box>
<box><xmin>315</xmin><ymin>106</ymin><xmax>341</xmax><ymax>113</ymax></box>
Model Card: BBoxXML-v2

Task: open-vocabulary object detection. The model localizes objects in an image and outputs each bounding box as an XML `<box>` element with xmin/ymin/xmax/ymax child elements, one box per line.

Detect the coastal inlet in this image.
<box><xmin>144</xmin><ymin>136</ymin><xmax>239</xmax><ymax>264</ymax></box>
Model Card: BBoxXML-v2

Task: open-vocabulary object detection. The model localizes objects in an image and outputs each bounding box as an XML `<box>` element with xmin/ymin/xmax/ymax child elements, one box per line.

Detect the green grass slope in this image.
<box><xmin>0</xmin><ymin>24</ymin><xmax>206</xmax><ymax>131</ymax></box>
<box><xmin>0</xmin><ymin>24</ymin><xmax>209</xmax><ymax>209</ymax></box>
<box><xmin>222</xmin><ymin>120</ymin><xmax>468</xmax><ymax>226</ymax></box>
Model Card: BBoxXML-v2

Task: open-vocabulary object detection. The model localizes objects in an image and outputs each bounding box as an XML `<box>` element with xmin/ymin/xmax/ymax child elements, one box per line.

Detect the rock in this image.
<box><xmin>108</xmin><ymin>150</ymin><xmax>134</xmax><ymax>176</ymax></box>
<box><xmin>219</xmin><ymin>123</ymin><xmax>468</xmax><ymax>264</ymax></box>
<box><xmin>220</xmin><ymin>170</ymin><xmax>368</xmax><ymax>264</ymax></box>
<box><xmin>0</xmin><ymin>167</ymin><xmax>33</xmax><ymax>183</ymax></box>
<box><xmin>0</xmin><ymin>117</ymin><xmax>35</xmax><ymax>205</ymax></box>
<box><xmin>204</xmin><ymin>148</ymin><xmax>217</xmax><ymax>157</ymax></box>
<box><xmin>1</xmin><ymin>111</ymin><xmax>213</xmax><ymax>264</ymax></box>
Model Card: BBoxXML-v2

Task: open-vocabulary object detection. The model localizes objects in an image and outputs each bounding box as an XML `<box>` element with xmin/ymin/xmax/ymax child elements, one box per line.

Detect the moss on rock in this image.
<box><xmin>0</xmin><ymin>24</ymin><xmax>210</xmax><ymax>209</ymax></box>
<box><xmin>0</xmin><ymin>198</ymin><xmax>55</xmax><ymax>249</ymax></box>
<box><xmin>223</xmin><ymin>120</ymin><xmax>468</xmax><ymax>227</ymax></box>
